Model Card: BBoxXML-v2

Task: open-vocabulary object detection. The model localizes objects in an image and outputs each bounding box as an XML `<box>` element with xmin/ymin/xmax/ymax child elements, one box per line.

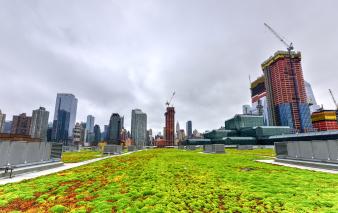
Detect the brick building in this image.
<box><xmin>262</xmin><ymin>51</ymin><xmax>312</xmax><ymax>132</ymax></box>
<box><xmin>165</xmin><ymin>107</ymin><xmax>175</xmax><ymax>146</ymax></box>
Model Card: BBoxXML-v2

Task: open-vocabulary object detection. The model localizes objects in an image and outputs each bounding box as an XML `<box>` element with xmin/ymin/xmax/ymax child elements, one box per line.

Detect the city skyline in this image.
<box><xmin>1</xmin><ymin>1</ymin><xmax>338</xmax><ymax>133</ymax></box>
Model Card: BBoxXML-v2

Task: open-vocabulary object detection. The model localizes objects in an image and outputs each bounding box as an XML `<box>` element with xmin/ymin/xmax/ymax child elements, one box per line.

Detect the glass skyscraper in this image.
<box><xmin>52</xmin><ymin>93</ymin><xmax>78</xmax><ymax>144</ymax></box>
<box><xmin>108</xmin><ymin>113</ymin><xmax>122</xmax><ymax>144</ymax></box>
<box><xmin>186</xmin><ymin>120</ymin><xmax>192</xmax><ymax>139</ymax></box>
<box><xmin>131</xmin><ymin>109</ymin><xmax>147</xmax><ymax>148</ymax></box>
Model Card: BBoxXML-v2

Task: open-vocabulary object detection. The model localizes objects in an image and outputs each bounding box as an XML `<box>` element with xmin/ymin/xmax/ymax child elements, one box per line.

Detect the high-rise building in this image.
<box><xmin>85</xmin><ymin>115</ymin><xmax>95</xmax><ymax>144</ymax></box>
<box><xmin>304</xmin><ymin>81</ymin><xmax>321</xmax><ymax>113</ymax></box>
<box><xmin>86</xmin><ymin>115</ymin><xmax>95</xmax><ymax>133</ymax></box>
<box><xmin>11</xmin><ymin>113</ymin><xmax>32</xmax><ymax>135</ymax></box>
<box><xmin>250</xmin><ymin>76</ymin><xmax>269</xmax><ymax>125</ymax></box>
<box><xmin>179</xmin><ymin>129</ymin><xmax>185</xmax><ymax>141</ymax></box>
<box><xmin>93</xmin><ymin>124</ymin><xmax>101</xmax><ymax>146</ymax></box>
<box><xmin>80</xmin><ymin>122</ymin><xmax>87</xmax><ymax>143</ymax></box>
<box><xmin>131</xmin><ymin>109</ymin><xmax>147</xmax><ymax>147</ymax></box>
<box><xmin>102</xmin><ymin>125</ymin><xmax>109</xmax><ymax>141</ymax></box>
<box><xmin>176</xmin><ymin>121</ymin><xmax>180</xmax><ymax>139</ymax></box>
<box><xmin>0</xmin><ymin>110</ymin><xmax>6</xmax><ymax>133</ymax></box>
<box><xmin>73</xmin><ymin>122</ymin><xmax>84</xmax><ymax>146</ymax></box>
<box><xmin>163</xmin><ymin>127</ymin><xmax>166</xmax><ymax>140</ymax></box>
<box><xmin>52</xmin><ymin>93</ymin><xmax>78</xmax><ymax>144</ymax></box>
<box><xmin>147</xmin><ymin>129</ymin><xmax>153</xmax><ymax>146</ymax></box>
<box><xmin>165</xmin><ymin>107</ymin><xmax>175</xmax><ymax>146</ymax></box>
<box><xmin>120</xmin><ymin>116</ymin><xmax>124</xmax><ymax>129</ymax></box>
<box><xmin>120</xmin><ymin>128</ymin><xmax>128</xmax><ymax>143</ymax></box>
<box><xmin>30</xmin><ymin>107</ymin><xmax>49</xmax><ymax>141</ymax></box>
<box><xmin>108</xmin><ymin>113</ymin><xmax>122</xmax><ymax>144</ymax></box>
<box><xmin>186</xmin><ymin>121</ymin><xmax>192</xmax><ymax>139</ymax></box>
<box><xmin>262</xmin><ymin>51</ymin><xmax>312</xmax><ymax>132</ymax></box>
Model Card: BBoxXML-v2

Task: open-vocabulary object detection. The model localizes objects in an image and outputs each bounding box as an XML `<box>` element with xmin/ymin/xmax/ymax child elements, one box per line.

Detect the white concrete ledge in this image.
<box><xmin>0</xmin><ymin>152</ymin><xmax>132</xmax><ymax>186</ymax></box>
<box><xmin>257</xmin><ymin>159</ymin><xmax>338</xmax><ymax>174</ymax></box>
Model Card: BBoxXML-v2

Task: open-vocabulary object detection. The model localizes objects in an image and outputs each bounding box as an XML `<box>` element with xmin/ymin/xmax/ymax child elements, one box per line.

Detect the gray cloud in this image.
<box><xmin>1</xmin><ymin>0</ymin><xmax>338</xmax><ymax>133</ymax></box>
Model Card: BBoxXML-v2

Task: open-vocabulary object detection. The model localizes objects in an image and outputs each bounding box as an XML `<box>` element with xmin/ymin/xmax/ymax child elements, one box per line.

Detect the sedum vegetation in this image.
<box><xmin>0</xmin><ymin>148</ymin><xmax>338</xmax><ymax>212</ymax></box>
<box><xmin>61</xmin><ymin>150</ymin><xmax>103</xmax><ymax>163</ymax></box>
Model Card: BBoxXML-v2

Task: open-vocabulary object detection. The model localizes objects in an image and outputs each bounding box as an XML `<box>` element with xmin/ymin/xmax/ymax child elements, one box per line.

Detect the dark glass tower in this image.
<box><xmin>108</xmin><ymin>113</ymin><xmax>122</xmax><ymax>144</ymax></box>
<box><xmin>52</xmin><ymin>93</ymin><xmax>78</xmax><ymax>144</ymax></box>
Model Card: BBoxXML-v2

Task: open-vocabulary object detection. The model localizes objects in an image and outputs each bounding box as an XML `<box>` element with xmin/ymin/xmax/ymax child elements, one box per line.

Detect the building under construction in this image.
<box><xmin>311</xmin><ymin>110</ymin><xmax>338</xmax><ymax>131</ymax></box>
<box><xmin>250</xmin><ymin>75</ymin><xmax>269</xmax><ymax>125</ymax></box>
<box><xmin>164</xmin><ymin>107</ymin><xmax>175</xmax><ymax>146</ymax></box>
<box><xmin>262</xmin><ymin>51</ymin><xmax>312</xmax><ymax>132</ymax></box>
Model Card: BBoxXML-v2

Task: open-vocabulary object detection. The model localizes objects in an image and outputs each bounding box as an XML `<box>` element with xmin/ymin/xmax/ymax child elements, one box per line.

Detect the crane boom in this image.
<box><xmin>166</xmin><ymin>91</ymin><xmax>176</xmax><ymax>107</ymax></box>
<box><xmin>329</xmin><ymin>89</ymin><xmax>338</xmax><ymax>110</ymax></box>
<box><xmin>264</xmin><ymin>23</ymin><xmax>293</xmax><ymax>51</ymax></box>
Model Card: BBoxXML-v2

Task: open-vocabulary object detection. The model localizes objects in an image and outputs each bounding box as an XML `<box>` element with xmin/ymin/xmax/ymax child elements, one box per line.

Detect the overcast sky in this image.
<box><xmin>1</xmin><ymin>0</ymin><xmax>338</xmax><ymax>133</ymax></box>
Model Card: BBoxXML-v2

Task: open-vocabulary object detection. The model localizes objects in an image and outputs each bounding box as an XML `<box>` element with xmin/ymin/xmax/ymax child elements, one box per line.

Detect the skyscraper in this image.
<box><xmin>176</xmin><ymin>121</ymin><xmax>180</xmax><ymax>139</ymax></box>
<box><xmin>52</xmin><ymin>93</ymin><xmax>78</xmax><ymax>144</ymax></box>
<box><xmin>93</xmin><ymin>124</ymin><xmax>101</xmax><ymax>146</ymax></box>
<box><xmin>165</xmin><ymin>107</ymin><xmax>175</xmax><ymax>146</ymax></box>
<box><xmin>186</xmin><ymin>121</ymin><xmax>192</xmax><ymax>139</ymax></box>
<box><xmin>131</xmin><ymin>109</ymin><xmax>147</xmax><ymax>148</ymax></box>
<box><xmin>0</xmin><ymin>110</ymin><xmax>6</xmax><ymax>133</ymax></box>
<box><xmin>30</xmin><ymin>107</ymin><xmax>49</xmax><ymax>141</ymax></box>
<box><xmin>11</xmin><ymin>113</ymin><xmax>32</xmax><ymax>135</ymax></box>
<box><xmin>262</xmin><ymin>51</ymin><xmax>312</xmax><ymax>132</ymax></box>
<box><xmin>85</xmin><ymin>115</ymin><xmax>95</xmax><ymax>144</ymax></box>
<box><xmin>102</xmin><ymin>125</ymin><xmax>109</xmax><ymax>141</ymax></box>
<box><xmin>108</xmin><ymin>113</ymin><xmax>122</xmax><ymax>144</ymax></box>
<box><xmin>86</xmin><ymin>115</ymin><xmax>95</xmax><ymax>133</ymax></box>
<box><xmin>304</xmin><ymin>81</ymin><xmax>321</xmax><ymax>113</ymax></box>
<box><xmin>147</xmin><ymin>129</ymin><xmax>153</xmax><ymax>146</ymax></box>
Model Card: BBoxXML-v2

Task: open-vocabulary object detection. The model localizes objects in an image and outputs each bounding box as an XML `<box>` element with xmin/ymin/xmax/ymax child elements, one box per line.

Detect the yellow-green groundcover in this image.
<box><xmin>0</xmin><ymin>149</ymin><xmax>337</xmax><ymax>212</ymax></box>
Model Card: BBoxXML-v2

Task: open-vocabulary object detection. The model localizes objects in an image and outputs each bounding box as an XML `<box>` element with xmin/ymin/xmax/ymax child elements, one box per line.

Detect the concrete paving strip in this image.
<box><xmin>0</xmin><ymin>152</ymin><xmax>132</xmax><ymax>186</ymax></box>
<box><xmin>257</xmin><ymin>159</ymin><xmax>338</xmax><ymax>174</ymax></box>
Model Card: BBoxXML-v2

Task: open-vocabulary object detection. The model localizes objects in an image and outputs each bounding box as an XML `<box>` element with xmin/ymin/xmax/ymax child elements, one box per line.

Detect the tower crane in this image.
<box><xmin>166</xmin><ymin>91</ymin><xmax>176</xmax><ymax>107</ymax></box>
<box><xmin>329</xmin><ymin>89</ymin><xmax>338</xmax><ymax>110</ymax></box>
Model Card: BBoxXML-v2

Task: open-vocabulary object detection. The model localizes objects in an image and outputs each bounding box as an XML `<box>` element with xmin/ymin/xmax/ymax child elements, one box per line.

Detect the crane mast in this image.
<box><xmin>329</xmin><ymin>89</ymin><xmax>338</xmax><ymax>110</ymax></box>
